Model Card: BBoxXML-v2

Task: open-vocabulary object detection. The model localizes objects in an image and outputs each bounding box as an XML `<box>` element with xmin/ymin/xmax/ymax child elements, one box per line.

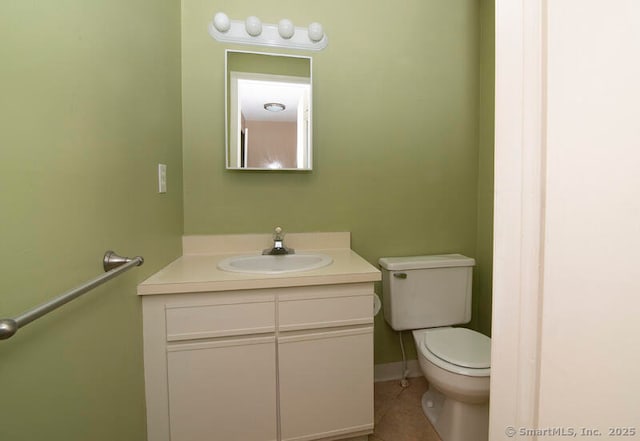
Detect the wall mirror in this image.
<box><xmin>225</xmin><ymin>50</ymin><xmax>313</xmax><ymax>170</ymax></box>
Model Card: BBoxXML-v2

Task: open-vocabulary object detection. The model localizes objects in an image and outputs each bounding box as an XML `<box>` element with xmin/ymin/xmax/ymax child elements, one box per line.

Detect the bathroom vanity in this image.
<box><xmin>138</xmin><ymin>233</ymin><xmax>380</xmax><ymax>441</ymax></box>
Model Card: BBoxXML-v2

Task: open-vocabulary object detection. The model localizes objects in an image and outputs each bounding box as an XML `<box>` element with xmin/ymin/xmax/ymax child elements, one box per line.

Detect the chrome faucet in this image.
<box><xmin>263</xmin><ymin>226</ymin><xmax>295</xmax><ymax>255</ymax></box>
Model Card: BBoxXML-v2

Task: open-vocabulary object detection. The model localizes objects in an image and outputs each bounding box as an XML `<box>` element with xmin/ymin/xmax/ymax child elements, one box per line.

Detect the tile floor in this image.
<box><xmin>369</xmin><ymin>376</ymin><xmax>442</xmax><ymax>441</ymax></box>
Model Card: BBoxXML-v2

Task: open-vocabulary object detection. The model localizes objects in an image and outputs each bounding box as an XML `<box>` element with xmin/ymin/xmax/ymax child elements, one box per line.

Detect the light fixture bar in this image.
<box><xmin>208</xmin><ymin>13</ymin><xmax>328</xmax><ymax>52</ymax></box>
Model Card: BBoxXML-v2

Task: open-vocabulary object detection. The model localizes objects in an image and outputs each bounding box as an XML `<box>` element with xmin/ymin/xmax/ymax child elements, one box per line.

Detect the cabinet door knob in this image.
<box><xmin>393</xmin><ymin>273</ymin><xmax>407</xmax><ymax>279</ymax></box>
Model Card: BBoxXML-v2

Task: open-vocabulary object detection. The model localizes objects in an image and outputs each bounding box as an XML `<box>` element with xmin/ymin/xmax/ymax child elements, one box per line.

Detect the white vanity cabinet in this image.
<box><xmin>141</xmin><ymin>283</ymin><xmax>374</xmax><ymax>441</ymax></box>
<box><xmin>278</xmin><ymin>329</ymin><xmax>373</xmax><ymax>441</ymax></box>
<box><xmin>276</xmin><ymin>285</ymin><xmax>374</xmax><ymax>441</ymax></box>
<box><xmin>142</xmin><ymin>291</ymin><xmax>278</xmax><ymax>441</ymax></box>
<box><xmin>167</xmin><ymin>335</ymin><xmax>278</xmax><ymax>441</ymax></box>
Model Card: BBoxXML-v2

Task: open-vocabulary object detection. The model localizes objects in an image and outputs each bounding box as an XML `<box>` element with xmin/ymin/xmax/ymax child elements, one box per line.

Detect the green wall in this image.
<box><xmin>471</xmin><ymin>0</ymin><xmax>495</xmax><ymax>337</ymax></box>
<box><xmin>182</xmin><ymin>0</ymin><xmax>492</xmax><ymax>363</ymax></box>
<box><xmin>0</xmin><ymin>1</ymin><xmax>183</xmax><ymax>440</ymax></box>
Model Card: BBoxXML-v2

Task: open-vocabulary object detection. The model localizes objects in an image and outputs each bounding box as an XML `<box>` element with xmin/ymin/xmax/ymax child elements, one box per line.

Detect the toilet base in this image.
<box><xmin>421</xmin><ymin>387</ymin><xmax>445</xmax><ymax>425</ymax></box>
<box><xmin>421</xmin><ymin>386</ymin><xmax>488</xmax><ymax>441</ymax></box>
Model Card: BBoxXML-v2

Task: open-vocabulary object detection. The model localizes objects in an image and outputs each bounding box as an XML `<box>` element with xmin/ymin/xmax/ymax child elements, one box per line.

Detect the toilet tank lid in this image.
<box><xmin>378</xmin><ymin>254</ymin><xmax>475</xmax><ymax>271</ymax></box>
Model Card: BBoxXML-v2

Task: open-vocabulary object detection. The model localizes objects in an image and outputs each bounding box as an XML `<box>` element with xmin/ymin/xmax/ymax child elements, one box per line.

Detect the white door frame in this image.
<box><xmin>490</xmin><ymin>0</ymin><xmax>545</xmax><ymax>437</ymax></box>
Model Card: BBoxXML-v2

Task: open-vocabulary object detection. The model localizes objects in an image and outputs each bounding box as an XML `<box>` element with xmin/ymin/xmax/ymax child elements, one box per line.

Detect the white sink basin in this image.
<box><xmin>217</xmin><ymin>253</ymin><xmax>333</xmax><ymax>275</ymax></box>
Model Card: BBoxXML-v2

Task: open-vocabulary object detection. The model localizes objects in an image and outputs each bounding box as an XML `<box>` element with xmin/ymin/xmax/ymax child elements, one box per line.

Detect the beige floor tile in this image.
<box><xmin>370</xmin><ymin>377</ymin><xmax>441</xmax><ymax>441</ymax></box>
<box><xmin>373</xmin><ymin>377</ymin><xmax>405</xmax><ymax>425</ymax></box>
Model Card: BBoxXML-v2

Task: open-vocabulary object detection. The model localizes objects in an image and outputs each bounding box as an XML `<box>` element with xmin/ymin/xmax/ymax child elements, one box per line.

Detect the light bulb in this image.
<box><xmin>308</xmin><ymin>22</ymin><xmax>324</xmax><ymax>42</ymax></box>
<box><xmin>278</xmin><ymin>19</ymin><xmax>295</xmax><ymax>39</ymax></box>
<box><xmin>245</xmin><ymin>16</ymin><xmax>262</xmax><ymax>37</ymax></box>
<box><xmin>213</xmin><ymin>12</ymin><xmax>230</xmax><ymax>33</ymax></box>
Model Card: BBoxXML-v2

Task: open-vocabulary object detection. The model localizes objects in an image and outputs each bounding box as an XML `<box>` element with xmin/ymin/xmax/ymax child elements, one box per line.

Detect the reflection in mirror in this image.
<box><xmin>226</xmin><ymin>50</ymin><xmax>312</xmax><ymax>170</ymax></box>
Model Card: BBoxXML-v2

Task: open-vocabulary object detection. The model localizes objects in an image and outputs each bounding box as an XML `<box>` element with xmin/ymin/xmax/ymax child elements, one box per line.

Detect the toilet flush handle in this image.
<box><xmin>393</xmin><ymin>272</ymin><xmax>407</xmax><ymax>279</ymax></box>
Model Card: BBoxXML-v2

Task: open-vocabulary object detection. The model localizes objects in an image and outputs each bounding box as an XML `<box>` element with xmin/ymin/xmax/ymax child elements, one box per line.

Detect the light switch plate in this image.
<box><xmin>158</xmin><ymin>164</ymin><xmax>167</xmax><ymax>193</ymax></box>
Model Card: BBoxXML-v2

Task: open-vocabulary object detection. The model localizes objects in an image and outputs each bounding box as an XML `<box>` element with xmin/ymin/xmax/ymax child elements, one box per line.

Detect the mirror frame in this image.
<box><xmin>224</xmin><ymin>50</ymin><xmax>313</xmax><ymax>171</ymax></box>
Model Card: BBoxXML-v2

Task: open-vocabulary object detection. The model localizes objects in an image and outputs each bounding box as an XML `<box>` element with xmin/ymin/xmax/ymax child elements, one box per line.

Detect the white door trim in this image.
<box><xmin>490</xmin><ymin>0</ymin><xmax>546</xmax><ymax>437</ymax></box>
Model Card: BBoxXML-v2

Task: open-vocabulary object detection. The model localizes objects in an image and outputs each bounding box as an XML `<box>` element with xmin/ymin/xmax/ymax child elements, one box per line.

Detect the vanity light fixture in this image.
<box><xmin>264</xmin><ymin>102</ymin><xmax>286</xmax><ymax>112</ymax></box>
<box><xmin>209</xmin><ymin>12</ymin><xmax>328</xmax><ymax>51</ymax></box>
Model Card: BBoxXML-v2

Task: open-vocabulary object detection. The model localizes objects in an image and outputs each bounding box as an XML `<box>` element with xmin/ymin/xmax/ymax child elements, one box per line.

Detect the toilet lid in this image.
<box><xmin>423</xmin><ymin>328</ymin><xmax>491</xmax><ymax>369</ymax></box>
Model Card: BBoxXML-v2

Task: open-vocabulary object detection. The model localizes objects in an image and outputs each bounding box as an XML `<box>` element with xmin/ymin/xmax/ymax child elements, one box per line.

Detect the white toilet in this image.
<box><xmin>379</xmin><ymin>254</ymin><xmax>491</xmax><ymax>441</ymax></box>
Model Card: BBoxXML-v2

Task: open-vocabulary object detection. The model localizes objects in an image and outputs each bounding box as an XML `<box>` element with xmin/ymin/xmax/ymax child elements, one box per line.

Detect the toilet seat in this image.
<box><xmin>418</xmin><ymin>327</ymin><xmax>491</xmax><ymax>377</ymax></box>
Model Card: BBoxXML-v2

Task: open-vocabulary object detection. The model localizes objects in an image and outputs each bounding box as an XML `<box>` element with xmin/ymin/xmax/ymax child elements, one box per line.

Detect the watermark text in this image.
<box><xmin>504</xmin><ymin>426</ymin><xmax>637</xmax><ymax>438</ymax></box>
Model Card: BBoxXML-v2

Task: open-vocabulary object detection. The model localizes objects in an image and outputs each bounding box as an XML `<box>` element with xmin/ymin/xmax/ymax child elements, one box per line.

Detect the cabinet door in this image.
<box><xmin>278</xmin><ymin>327</ymin><xmax>374</xmax><ymax>441</ymax></box>
<box><xmin>167</xmin><ymin>336</ymin><xmax>277</xmax><ymax>441</ymax></box>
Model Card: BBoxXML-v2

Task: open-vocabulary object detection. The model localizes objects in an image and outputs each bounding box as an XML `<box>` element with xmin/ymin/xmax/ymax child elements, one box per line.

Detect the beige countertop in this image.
<box><xmin>137</xmin><ymin>232</ymin><xmax>381</xmax><ymax>295</ymax></box>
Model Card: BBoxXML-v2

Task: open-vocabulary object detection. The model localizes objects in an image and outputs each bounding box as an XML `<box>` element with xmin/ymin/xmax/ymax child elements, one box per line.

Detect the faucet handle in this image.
<box><xmin>263</xmin><ymin>226</ymin><xmax>294</xmax><ymax>255</ymax></box>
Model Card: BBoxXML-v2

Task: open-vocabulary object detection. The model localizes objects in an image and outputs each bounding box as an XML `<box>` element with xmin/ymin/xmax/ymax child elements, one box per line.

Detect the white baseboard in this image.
<box><xmin>374</xmin><ymin>360</ymin><xmax>423</xmax><ymax>383</ymax></box>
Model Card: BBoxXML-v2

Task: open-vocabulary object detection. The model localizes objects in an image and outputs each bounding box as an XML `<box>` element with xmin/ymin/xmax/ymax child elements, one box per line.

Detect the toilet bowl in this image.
<box><xmin>413</xmin><ymin>327</ymin><xmax>490</xmax><ymax>441</ymax></box>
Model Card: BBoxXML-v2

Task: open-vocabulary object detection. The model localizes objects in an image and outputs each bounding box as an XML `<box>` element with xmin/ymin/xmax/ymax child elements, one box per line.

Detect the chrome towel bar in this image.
<box><xmin>0</xmin><ymin>251</ymin><xmax>144</xmax><ymax>340</ymax></box>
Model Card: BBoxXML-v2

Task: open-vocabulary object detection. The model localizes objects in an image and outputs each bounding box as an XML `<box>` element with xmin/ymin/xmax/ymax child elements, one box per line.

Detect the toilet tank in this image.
<box><xmin>379</xmin><ymin>254</ymin><xmax>475</xmax><ymax>331</ymax></box>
